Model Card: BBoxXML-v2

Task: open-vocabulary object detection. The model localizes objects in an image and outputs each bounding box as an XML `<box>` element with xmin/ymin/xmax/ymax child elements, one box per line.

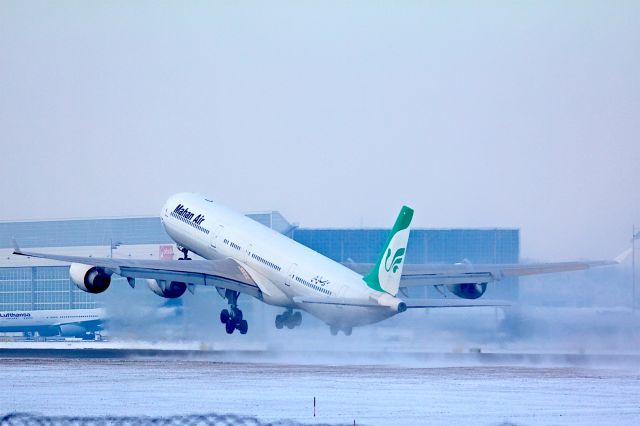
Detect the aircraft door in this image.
<box><xmin>210</xmin><ymin>225</ymin><xmax>224</xmax><ymax>249</ymax></box>
<box><xmin>286</xmin><ymin>263</ymin><xmax>298</xmax><ymax>287</ymax></box>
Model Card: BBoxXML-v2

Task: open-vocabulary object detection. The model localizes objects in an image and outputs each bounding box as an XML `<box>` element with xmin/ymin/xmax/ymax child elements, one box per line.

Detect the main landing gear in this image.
<box><xmin>329</xmin><ymin>326</ymin><xmax>352</xmax><ymax>336</ymax></box>
<box><xmin>219</xmin><ymin>289</ymin><xmax>248</xmax><ymax>334</ymax></box>
<box><xmin>275</xmin><ymin>309</ymin><xmax>302</xmax><ymax>330</ymax></box>
<box><xmin>177</xmin><ymin>245</ymin><xmax>191</xmax><ymax>260</ymax></box>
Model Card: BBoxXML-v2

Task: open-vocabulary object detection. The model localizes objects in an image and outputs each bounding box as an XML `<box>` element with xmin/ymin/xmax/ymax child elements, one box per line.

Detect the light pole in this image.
<box><xmin>634</xmin><ymin>226</ymin><xmax>640</xmax><ymax>312</ymax></box>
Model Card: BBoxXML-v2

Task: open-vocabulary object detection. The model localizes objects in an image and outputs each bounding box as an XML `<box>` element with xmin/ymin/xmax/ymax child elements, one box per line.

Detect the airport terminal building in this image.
<box><xmin>0</xmin><ymin>212</ymin><xmax>519</xmax><ymax>315</ymax></box>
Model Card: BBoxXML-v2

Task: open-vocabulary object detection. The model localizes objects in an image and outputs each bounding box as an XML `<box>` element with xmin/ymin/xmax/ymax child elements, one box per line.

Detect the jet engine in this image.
<box><xmin>37</xmin><ymin>325</ymin><xmax>96</xmax><ymax>339</ymax></box>
<box><xmin>146</xmin><ymin>279</ymin><xmax>187</xmax><ymax>299</ymax></box>
<box><xmin>447</xmin><ymin>283</ymin><xmax>487</xmax><ymax>299</ymax></box>
<box><xmin>69</xmin><ymin>263</ymin><xmax>111</xmax><ymax>294</ymax></box>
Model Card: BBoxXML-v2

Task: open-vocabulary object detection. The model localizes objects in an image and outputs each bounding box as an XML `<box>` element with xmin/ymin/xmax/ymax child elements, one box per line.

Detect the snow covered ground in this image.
<box><xmin>1</xmin><ymin>357</ymin><xmax>639</xmax><ymax>425</ymax></box>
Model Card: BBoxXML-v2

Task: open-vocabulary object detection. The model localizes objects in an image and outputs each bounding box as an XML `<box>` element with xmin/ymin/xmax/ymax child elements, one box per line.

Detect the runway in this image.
<box><xmin>1</xmin><ymin>355</ymin><xmax>639</xmax><ymax>425</ymax></box>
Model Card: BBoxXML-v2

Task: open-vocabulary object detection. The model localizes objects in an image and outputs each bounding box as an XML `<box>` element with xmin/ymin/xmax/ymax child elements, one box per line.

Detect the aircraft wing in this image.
<box><xmin>345</xmin><ymin>249</ymin><xmax>628</xmax><ymax>287</ymax></box>
<box><xmin>12</xmin><ymin>243</ymin><xmax>261</xmax><ymax>298</ymax></box>
<box><xmin>52</xmin><ymin>318</ymin><xmax>104</xmax><ymax>329</ymax></box>
<box><xmin>398</xmin><ymin>261</ymin><xmax>617</xmax><ymax>287</ymax></box>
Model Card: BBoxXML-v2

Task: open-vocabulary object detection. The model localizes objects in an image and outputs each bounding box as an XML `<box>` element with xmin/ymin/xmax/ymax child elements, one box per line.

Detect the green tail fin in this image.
<box><xmin>363</xmin><ymin>206</ymin><xmax>414</xmax><ymax>295</ymax></box>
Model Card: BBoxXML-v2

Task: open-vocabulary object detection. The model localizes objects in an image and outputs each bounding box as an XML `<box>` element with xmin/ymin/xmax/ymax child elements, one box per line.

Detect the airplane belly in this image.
<box><xmin>301</xmin><ymin>303</ymin><xmax>396</xmax><ymax>328</ymax></box>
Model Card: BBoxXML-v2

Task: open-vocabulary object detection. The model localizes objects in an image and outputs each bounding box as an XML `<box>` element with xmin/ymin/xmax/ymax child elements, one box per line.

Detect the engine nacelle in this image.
<box><xmin>59</xmin><ymin>324</ymin><xmax>95</xmax><ymax>338</ymax></box>
<box><xmin>69</xmin><ymin>263</ymin><xmax>111</xmax><ymax>294</ymax></box>
<box><xmin>146</xmin><ymin>279</ymin><xmax>187</xmax><ymax>299</ymax></box>
<box><xmin>447</xmin><ymin>283</ymin><xmax>487</xmax><ymax>299</ymax></box>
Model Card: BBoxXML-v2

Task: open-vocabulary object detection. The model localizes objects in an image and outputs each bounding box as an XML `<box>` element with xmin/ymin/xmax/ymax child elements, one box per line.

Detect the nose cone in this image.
<box><xmin>161</xmin><ymin>193</ymin><xmax>183</xmax><ymax>222</ymax></box>
<box><xmin>161</xmin><ymin>197</ymin><xmax>172</xmax><ymax>219</ymax></box>
<box><xmin>162</xmin><ymin>192</ymin><xmax>190</xmax><ymax>214</ymax></box>
<box><xmin>161</xmin><ymin>192</ymin><xmax>200</xmax><ymax>224</ymax></box>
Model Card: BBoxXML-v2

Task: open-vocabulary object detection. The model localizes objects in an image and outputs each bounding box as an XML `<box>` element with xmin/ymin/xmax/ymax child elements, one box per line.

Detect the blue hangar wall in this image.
<box><xmin>0</xmin><ymin>214</ymin><xmax>519</xmax><ymax>311</ymax></box>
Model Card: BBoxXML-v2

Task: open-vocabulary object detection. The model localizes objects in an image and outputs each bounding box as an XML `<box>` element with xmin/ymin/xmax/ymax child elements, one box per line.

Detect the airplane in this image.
<box><xmin>0</xmin><ymin>308</ymin><xmax>105</xmax><ymax>339</ymax></box>
<box><xmin>12</xmin><ymin>192</ymin><xmax>626</xmax><ymax>336</ymax></box>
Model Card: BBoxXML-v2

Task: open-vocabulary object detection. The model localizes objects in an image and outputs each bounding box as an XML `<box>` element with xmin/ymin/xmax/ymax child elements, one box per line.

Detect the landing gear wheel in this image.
<box><xmin>292</xmin><ymin>311</ymin><xmax>302</xmax><ymax>326</ymax></box>
<box><xmin>282</xmin><ymin>311</ymin><xmax>291</xmax><ymax>322</ymax></box>
<box><xmin>330</xmin><ymin>326</ymin><xmax>339</xmax><ymax>336</ymax></box>
<box><xmin>238</xmin><ymin>320</ymin><xmax>248</xmax><ymax>335</ymax></box>
<box><xmin>220</xmin><ymin>289</ymin><xmax>248</xmax><ymax>336</ymax></box>
<box><xmin>232</xmin><ymin>308</ymin><xmax>243</xmax><ymax>322</ymax></box>
<box><xmin>343</xmin><ymin>327</ymin><xmax>352</xmax><ymax>336</ymax></box>
<box><xmin>275</xmin><ymin>309</ymin><xmax>303</xmax><ymax>330</ymax></box>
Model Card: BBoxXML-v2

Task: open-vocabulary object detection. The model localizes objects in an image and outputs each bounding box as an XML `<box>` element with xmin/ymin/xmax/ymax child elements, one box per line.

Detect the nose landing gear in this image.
<box><xmin>275</xmin><ymin>309</ymin><xmax>302</xmax><ymax>330</ymax></box>
<box><xmin>177</xmin><ymin>245</ymin><xmax>191</xmax><ymax>260</ymax></box>
<box><xmin>219</xmin><ymin>290</ymin><xmax>248</xmax><ymax>334</ymax></box>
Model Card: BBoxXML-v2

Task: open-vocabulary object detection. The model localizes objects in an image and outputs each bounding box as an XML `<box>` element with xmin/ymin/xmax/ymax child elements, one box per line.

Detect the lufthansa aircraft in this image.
<box><xmin>0</xmin><ymin>308</ymin><xmax>105</xmax><ymax>339</ymax></box>
<box><xmin>12</xmin><ymin>193</ymin><xmax>623</xmax><ymax>336</ymax></box>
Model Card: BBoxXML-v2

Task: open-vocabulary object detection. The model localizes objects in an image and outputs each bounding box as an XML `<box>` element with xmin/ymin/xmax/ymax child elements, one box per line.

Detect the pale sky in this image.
<box><xmin>1</xmin><ymin>1</ymin><xmax>638</xmax><ymax>261</ymax></box>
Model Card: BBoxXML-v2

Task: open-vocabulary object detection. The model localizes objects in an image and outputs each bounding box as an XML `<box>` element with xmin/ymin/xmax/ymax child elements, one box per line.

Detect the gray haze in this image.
<box><xmin>1</xmin><ymin>1</ymin><xmax>638</xmax><ymax>260</ymax></box>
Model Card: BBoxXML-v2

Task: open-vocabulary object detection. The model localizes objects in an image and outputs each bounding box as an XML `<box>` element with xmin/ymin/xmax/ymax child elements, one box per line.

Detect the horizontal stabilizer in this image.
<box><xmin>293</xmin><ymin>296</ymin><xmax>508</xmax><ymax>310</ymax></box>
<box><xmin>404</xmin><ymin>299</ymin><xmax>510</xmax><ymax>309</ymax></box>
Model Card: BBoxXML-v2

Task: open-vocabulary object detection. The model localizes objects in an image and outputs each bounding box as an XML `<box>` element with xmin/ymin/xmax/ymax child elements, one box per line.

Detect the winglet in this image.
<box><xmin>12</xmin><ymin>238</ymin><xmax>22</xmax><ymax>255</ymax></box>
<box><xmin>614</xmin><ymin>247</ymin><xmax>633</xmax><ymax>264</ymax></box>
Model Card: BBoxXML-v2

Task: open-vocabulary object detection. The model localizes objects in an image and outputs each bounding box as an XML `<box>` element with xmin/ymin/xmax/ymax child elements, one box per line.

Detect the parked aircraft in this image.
<box><xmin>0</xmin><ymin>308</ymin><xmax>104</xmax><ymax>339</ymax></box>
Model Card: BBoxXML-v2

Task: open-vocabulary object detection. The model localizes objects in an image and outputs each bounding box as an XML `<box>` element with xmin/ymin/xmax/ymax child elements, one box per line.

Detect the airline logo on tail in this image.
<box><xmin>364</xmin><ymin>206</ymin><xmax>414</xmax><ymax>296</ymax></box>
<box><xmin>384</xmin><ymin>247</ymin><xmax>406</xmax><ymax>273</ymax></box>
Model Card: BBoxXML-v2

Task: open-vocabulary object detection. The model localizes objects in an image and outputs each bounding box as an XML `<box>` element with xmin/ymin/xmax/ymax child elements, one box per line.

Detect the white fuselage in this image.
<box><xmin>161</xmin><ymin>193</ymin><xmax>396</xmax><ymax>328</ymax></box>
<box><xmin>0</xmin><ymin>308</ymin><xmax>105</xmax><ymax>333</ymax></box>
